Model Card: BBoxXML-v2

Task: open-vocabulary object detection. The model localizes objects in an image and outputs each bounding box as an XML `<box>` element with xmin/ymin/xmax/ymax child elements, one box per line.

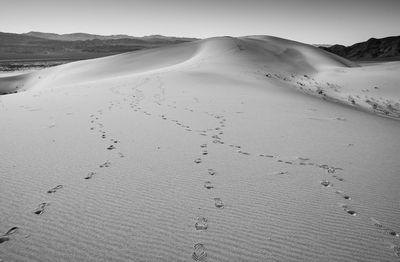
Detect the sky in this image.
<box><xmin>0</xmin><ymin>0</ymin><xmax>399</xmax><ymax>45</ymax></box>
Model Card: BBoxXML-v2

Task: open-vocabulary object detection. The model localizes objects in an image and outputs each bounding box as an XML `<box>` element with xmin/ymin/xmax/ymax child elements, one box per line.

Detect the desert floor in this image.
<box><xmin>1</xmin><ymin>36</ymin><xmax>399</xmax><ymax>261</ymax></box>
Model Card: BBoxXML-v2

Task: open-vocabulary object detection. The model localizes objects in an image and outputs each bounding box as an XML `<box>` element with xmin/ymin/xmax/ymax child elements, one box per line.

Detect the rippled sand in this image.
<box><xmin>1</xmin><ymin>36</ymin><xmax>399</xmax><ymax>261</ymax></box>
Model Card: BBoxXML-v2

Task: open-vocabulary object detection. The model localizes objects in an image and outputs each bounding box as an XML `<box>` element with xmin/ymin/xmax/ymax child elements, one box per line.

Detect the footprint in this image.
<box><xmin>259</xmin><ymin>154</ymin><xmax>274</xmax><ymax>158</ymax></box>
<box><xmin>238</xmin><ymin>150</ymin><xmax>250</xmax><ymax>155</ymax></box>
<box><xmin>99</xmin><ymin>161</ymin><xmax>111</xmax><ymax>168</ymax></box>
<box><xmin>194</xmin><ymin>158</ymin><xmax>202</xmax><ymax>164</ymax></box>
<box><xmin>214</xmin><ymin>198</ymin><xmax>224</xmax><ymax>208</ymax></box>
<box><xmin>47</xmin><ymin>185</ymin><xmax>63</xmax><ymax>194</ymax></box>
<box><xmin>327</xmin><ymin>168</ymin><xmax>337</xmax><ymax>174</ymax></box>
<box><xmin>0</xmin><ymin>236</ymin><xmax>9</xmax><ymax>244</ymax></box>
<box><xmin>371</xmin><ymin>217</ymin><xmax>384</xmax><ymax>228</ymax></box>
<box><xmin>0</xmin><ymin>227</ymin><xmax>19</xmax><ymax>244</ymax></box>
<box><xmin>297</xmin><ymin>157</ymin><xmax>310</xmax><ymax>161</ymax></box>
<box><xmin>107</xmin><ymin>145</ymin><xmax>116</xmax><ymax>150</ymax></box>
<box><xmin>202</xmin><ymin>150</ymin><xmax>208</xmax><ymax>155</ymax></box>
<box><xmin>336</xmin><ymin>190</ymin><xmax>351</xmax><ymax>200</ymax></box>
<box><xmin>85</xmin><ymin>172</ymin><xmax>96</xmax><ymax>180</ymax></box>
<box><xmin>320</xmin><ymin>165</ymin><xmax>343</xmax><ymax>174</ymax></box>
<box><xmin>208</xmin><ymin>169</ymin><xmax>216</xmax><ymax>176</ymax></box>
<box><xmin>370</xmin><ymin>218</ymin><xmax>400</xmax><ymax>237</ymax></box>
<box><xmin>320</xmin><ymin>179</ymin><xmax>332</xmax><ymax>187</ymax></box>
<box><xmin>192</xmin><ymin>243</ymin><xmax>207</xmax><ymax>261</ymax></box>
<box><xmin>333</xmin><ymin>175</ymin><xmax>344</xmax><ymax>181</ymax></box>
<box><xmin>195</xmin><ymin>217</ymin><xmax>208</xmax><ymax>230</ymax></box>
<box><xmin>33</xmin><ymin>203</ymin><xmax>49</xmax><ymax>215</ymax></box>
<box><xmin>4</xmin><ymin>227</ymin><xmax>18</xmax><ymax>236</ymax></box>
<box><xmin>340</xmin><ymin>204</ymin><xmax>356</xmax><ymax>216</ymax></box>
<box><xmin>387</xmin><ymin>230</ymin><xmax>400</xmax><ymax>237</ymax></box>
<box><xmin>204</xmin><ymin>181</ymin><xmax>214</xmax><ymax>189</ymax></box>
<box><xmin>273</xmin><ymin>171</ymin><xmax>289</xmax><ymax>175</ymax></box>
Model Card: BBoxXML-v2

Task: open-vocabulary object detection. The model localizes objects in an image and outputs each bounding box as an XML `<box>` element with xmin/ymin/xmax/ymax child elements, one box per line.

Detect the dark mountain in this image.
<box><xmin>319</xmin><ymin>36</ymin><xmax>400</xmax><ymax>61</ymax></box>
<box><xmin>0</xmin><ymin>31</ymin><xmax>199</xmax><ymax>61</ymax></box>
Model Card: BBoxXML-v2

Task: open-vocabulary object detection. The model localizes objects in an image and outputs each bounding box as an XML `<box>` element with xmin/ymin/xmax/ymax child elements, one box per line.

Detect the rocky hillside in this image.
<box><xmin>320</xmin><ymin>36</ymin><xmax>400</xmax><ymax>61</ymax></box>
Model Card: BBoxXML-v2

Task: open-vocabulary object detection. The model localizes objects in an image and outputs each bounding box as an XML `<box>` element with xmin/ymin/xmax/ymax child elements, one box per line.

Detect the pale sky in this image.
<box><xmin>0</xmin><ymin>0</ymin><xmax>399</xmax><ymax>45</ymax></box>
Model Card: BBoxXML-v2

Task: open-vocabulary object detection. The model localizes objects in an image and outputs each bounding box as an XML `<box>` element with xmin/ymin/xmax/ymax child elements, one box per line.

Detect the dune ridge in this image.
<box><xmin>2</xmin><ymin>36</ymin><xmax>398</xmax><ymax>119</ymax></box>
<box><xmin>1</xmin><ymin>36</ymin><xmax>354</xmax><ymax>89</ymax></box>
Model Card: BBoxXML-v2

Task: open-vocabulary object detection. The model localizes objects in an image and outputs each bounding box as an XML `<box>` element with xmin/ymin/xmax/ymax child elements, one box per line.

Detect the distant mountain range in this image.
<box><xmin>24</xmin><ymin>31</ymin><xmax>198</xmax><ymax>42</ymax></box>
<box><xmin>319</xmin><ymin>36</ymin><xmax>400</xmax><ymax>61</ymax></box>
<box><xmin>313</xmin><ymin>44</ymin><xmax>332</xmax><ymax>48</ymax></box>
<box><xmin>0</xmin><ymin>31</ymin><xmax>199</xmax><ymax>61</ymax></box>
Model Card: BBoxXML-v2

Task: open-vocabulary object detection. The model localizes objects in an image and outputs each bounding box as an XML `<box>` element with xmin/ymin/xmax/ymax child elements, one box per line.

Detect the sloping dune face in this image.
<box><xmin>1</xmin><ymin>36</ymin><xmax>355</xmax><ymax>94</ymax></box>
<box><xmin>237</xmin><ymin>35</ymin><xmax>357</xmax><ymax>72</ymax></box>
<box><xmin>0</xmin><ymin>41</ymin><xmax>200</xmax><ymax>94</ymax></box>
<box><xmin>1</xmin><ymin>37</ymin><xmax>400</xmax><ymax>262</ymax></box>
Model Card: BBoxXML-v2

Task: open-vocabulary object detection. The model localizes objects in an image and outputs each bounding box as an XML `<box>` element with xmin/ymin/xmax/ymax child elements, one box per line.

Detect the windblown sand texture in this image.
<box><xmin>1</xmin><ymin>36</ymin><xmax>400</xmax><ymax>261</ymax></box>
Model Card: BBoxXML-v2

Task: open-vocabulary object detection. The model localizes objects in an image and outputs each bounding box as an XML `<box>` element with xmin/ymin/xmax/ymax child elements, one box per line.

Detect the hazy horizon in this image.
<box><xmin>1</xmin><ymin>0</ymin><xmax>400</xmax><ymax>45</ymax></box>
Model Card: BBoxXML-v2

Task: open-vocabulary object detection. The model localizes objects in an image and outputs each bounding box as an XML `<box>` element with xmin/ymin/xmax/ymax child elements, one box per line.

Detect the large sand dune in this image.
<box><xmin>1</xmin><ymin>36</ymin><xmax>400</xmax><ymax>261</ymax></box>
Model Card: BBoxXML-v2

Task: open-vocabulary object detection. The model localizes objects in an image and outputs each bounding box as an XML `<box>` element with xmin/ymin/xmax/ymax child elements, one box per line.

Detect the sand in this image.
<box><xmin>0</xmin><ymin>36</ymin><xmax>399</xmax><ymax>261</ymax></box>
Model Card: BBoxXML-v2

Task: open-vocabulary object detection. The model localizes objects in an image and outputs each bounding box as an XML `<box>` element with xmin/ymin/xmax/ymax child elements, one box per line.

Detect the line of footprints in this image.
<box><xmin>317</xmin><ymin>165</ymin><xmax>400</xmax><ymax>256</ymax></box>
<box><xmin>1</xmin><ymin>86</ymin><xmax>162</xmax><ymax>248</ymax></box>
<box><xmin>28</xmin><ymin>110</ymin><xmax>123</xmax><ymax>216</ymax></box>
<box><xmin>123</xmin><ymin>82</ymin><xmax>400</xmax><ymax>259</ymax></box>
<box><xmin>192</xmin><ymin>143</ymin><xmax>223</xmax><ymax>261</ymax></box>
<box><xmin>190</xmin><ymin>116</ymin><xmax>227</xmax><ymax>261</ymax></box>
<box><xmin>0</xmin><ymin>106</ymin><xmax>126</xmax><ymax>247</ymax></box>
<box><xmin>2</xmin><ymin>80</ymin><xmax>399</xmax><ymax>259</ymax></box>
<box><xmin>116</xmin><ymin>82</ymin><xmax>400</xmax><ymax>259</ymax></box>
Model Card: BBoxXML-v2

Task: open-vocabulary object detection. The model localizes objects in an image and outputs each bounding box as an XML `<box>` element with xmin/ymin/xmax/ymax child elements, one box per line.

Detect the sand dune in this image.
<box><xmin>1</xmin><ymin>36</ymin><xmax>399</xmax><ymax>261</ymax></box>
<box><xmin>1</xmin><ymin>36</ymin><xmax>356</xmax><ymax>91</ymax></box>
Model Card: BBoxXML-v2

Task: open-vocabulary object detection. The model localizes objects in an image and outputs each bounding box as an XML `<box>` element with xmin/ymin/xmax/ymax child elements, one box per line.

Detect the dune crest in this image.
<box><xmin>2</xmin><ymin>35</ymin><xmax>398</xmax><ymax>119</ymax></box>
<box><xmin>1</xmin><ymin>35</ymin><xmax>354</xmax><ymax>90</ymax></box>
